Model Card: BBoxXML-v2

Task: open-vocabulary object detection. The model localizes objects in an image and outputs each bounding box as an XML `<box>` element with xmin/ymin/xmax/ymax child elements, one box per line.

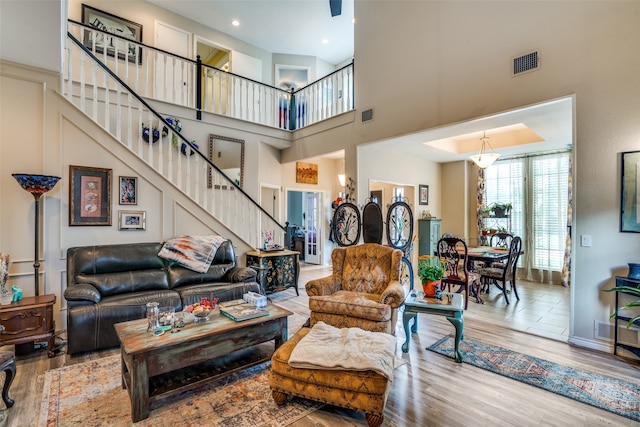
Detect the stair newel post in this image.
<box><xmin>196</xmin><ymin>55</ymin><xmax>202</xmax><ymax>121</ymax></box>
<box><xmin>288</xmin><ymin>88</ymin><xmax>296</xmax><ymax>130</ymax></box>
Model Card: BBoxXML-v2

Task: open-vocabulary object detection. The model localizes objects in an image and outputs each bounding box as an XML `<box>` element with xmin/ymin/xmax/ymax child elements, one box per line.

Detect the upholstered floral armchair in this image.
<box><xmin>305</xmin><ymin>243</ymin><xmax>405</xmax><ymax>334</ymax></box>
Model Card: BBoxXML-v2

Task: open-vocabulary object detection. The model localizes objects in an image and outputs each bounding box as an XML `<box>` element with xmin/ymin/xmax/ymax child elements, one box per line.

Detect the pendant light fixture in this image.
<box><xmin>470</xmin><ymin>131</ymin><xmax>500</xmax><ymax>168</ymax></box>
<box><xmin>338</xmin><ymin>159</ymin><xmax>346</xmax><ymax>186</ymax></box>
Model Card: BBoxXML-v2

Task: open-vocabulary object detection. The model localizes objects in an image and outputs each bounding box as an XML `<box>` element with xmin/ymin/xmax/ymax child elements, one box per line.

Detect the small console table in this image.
<box><xmin>246</xmin><ymin>250</ymin><xmax>300</xmax><ymax>296</ymax></box>
<box><xmin>0</xmin><ymin>294</ymin><xmax>56</xmax><ymax>358</ymax></box>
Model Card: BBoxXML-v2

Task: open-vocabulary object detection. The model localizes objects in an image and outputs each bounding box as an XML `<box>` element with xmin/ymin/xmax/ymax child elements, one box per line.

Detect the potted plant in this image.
<box><xmin>605</xmin><ymin>284</ymin><xmax>640</xmax><ymax>328</ymax></box>
<box><xmin>491</xmin><ymin>202</ymin><xmax>512</xmax><ymax>218</ymax></box>
<box><xmin>480</xmin><ymin>206</ymin><xmax>491</xmax><ymax>218</ymax></box>
<box><xmin>417</xmin><ymin>255</ymin><xmax>444</xmax><ymax>297</ymax></box>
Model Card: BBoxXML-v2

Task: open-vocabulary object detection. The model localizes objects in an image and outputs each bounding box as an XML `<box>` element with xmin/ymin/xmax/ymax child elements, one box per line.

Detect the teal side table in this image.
<box><xmin>402</xmin><ymin>292</ymin><xmax>464</xmax><ymax>362</ymax></box>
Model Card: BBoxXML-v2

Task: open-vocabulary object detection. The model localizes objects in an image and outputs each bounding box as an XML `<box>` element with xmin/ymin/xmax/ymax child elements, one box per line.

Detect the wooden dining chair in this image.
<box><xmin>436</xmin><ymin>237</ymin><xmax>481</xmax><ymax>309</ymax></box>
<box><xmin>477</xmin><ymin>236</ymin><xmax>522</xmax><ymax>304</ymax></box>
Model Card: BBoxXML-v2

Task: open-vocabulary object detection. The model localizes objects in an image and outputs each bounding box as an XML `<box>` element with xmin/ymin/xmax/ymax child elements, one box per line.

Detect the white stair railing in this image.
<box><xmin>63</xmin><ymin>31</ymin><xmax>285</xmax><ymax>248</ymax></box>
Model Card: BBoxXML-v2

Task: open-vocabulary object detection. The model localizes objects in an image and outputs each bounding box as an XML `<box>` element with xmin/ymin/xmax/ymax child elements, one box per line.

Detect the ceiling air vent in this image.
<box><xmin>362</xmin><ymin>108</ymin><xmax>374</xmax><ymax>123</ymax></box>
<box><xmin>513</xmin><ymin>51</ymin><xmax>539</xmax><ymax>76</ymax></box>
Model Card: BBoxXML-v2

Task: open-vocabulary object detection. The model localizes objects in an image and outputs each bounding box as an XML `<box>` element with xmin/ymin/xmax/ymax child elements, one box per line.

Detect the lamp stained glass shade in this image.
<box><xmin>12</xmin><ymin>174</ymin><xmax>61</xmax><ymax>196</ymax></box>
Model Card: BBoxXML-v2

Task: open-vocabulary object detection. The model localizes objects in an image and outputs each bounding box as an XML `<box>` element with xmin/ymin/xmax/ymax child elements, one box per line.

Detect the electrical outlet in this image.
<box><xmin>581</xmin><ymin>235</ymin><xmax>592</xmax><ymax>247</ymax></box>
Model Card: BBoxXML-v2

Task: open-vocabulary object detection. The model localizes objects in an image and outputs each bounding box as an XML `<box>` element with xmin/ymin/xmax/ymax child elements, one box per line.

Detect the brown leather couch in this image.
<box><xmin>64</xmin><ymin>240</ymin><xmax>258</xmax><ymax>354</ymax></box>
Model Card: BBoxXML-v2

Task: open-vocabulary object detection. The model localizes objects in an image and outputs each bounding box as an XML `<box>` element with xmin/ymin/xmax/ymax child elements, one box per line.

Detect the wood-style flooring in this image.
<box><xmin>1</xmin><ymin>264</ymin><xmax>638</xmax><ymax>426</ymax></box>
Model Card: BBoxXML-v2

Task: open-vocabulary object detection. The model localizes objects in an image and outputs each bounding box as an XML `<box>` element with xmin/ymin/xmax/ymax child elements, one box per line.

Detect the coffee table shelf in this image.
<box><xmin>114</xmin><ymin>303</ymin><xmax>293</xmax><ymax>422</ymax></box>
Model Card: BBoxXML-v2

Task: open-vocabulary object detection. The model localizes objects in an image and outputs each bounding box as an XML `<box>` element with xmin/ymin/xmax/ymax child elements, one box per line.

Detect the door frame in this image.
<box><xmin>285</xmin><ymin>187</ymin><xmax>327</xmax><ymax>265</ymax></box>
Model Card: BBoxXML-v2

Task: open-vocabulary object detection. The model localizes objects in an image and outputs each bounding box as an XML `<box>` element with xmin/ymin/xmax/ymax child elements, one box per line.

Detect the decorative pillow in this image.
<box><xmin>158</xmin><ymin>235</ymin><xmax>227</xmax><ymax>273</ymax></box>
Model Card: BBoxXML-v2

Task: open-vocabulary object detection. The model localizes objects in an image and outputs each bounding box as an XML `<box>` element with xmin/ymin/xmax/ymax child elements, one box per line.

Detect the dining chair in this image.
<box><xmin>481</xmin><ymin>232</ymin><xmax>514</xmax><ymax>271</ymax></box>
<box><xmin>436</xmin><ymin>237</ymin><xmax>481</xmax><ymax>309</ymax></box>
<box><xmin>477</xmin><ymin>236</ymin><xmax>522</xmax><ymax>304</ymax></box>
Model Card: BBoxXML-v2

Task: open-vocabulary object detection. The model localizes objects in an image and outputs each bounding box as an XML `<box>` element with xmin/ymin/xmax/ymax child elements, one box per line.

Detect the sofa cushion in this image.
<box><xmin>75</xmin><ymin>270</ymin><xmax>169</xmax><ymax>297</ymax></box>
<box><xmin>69</xmin><ymin>242</ymin><xmax>166</xmax><ymax>275</ymax></box>
<box><xmin>168</xmin><ymin>263</ymin><xmax>233</xmax><ymax>289</ymax></box>
<box><xmin>308</xmin><ymin>290</ymin><xmax>392</xmax><ymax>321</ymax></box>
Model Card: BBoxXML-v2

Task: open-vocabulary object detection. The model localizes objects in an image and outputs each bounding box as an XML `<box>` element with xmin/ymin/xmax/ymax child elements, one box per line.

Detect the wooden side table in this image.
<box><xmin>0</xmin><ymin>294</ymin><xmax>56</xmax><ymax>358</ymax></box>
<box><xmin>402</xmin><ymin>292</ymin><xmax>464</xmax><ymax>362</ymax></box>
<box><xmin>246</xmin><ymin>250</ymin><xmax>300</xmax><ymax>296</ymax></box>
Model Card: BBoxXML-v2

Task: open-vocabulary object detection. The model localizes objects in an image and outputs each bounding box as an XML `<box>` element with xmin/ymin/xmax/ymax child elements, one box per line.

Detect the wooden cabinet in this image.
<box><xmin>418</xmin><ymin>219</ymin><xmax>441</xmax><ymax>256</ymax></box>
<box><xmin>246</xmin><ymin>250</ymin><xmax>300</xmax><ymax>296</ymax></box>
<box><xmin>0</xmin><ymin>294</ymin><xmax>56</xmax><ymax>357</ymax></box>
<box><xmin>613</xmin><ymin>276</ymin><xmax>640</xmax><ymax>358</ymax></box>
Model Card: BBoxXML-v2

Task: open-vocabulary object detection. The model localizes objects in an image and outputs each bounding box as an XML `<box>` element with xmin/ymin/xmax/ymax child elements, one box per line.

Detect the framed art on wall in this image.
<box><xmin>296</xmin><ymin>162</ymin><xmax>318</xmax><ymax>184</ymax></box>
<box><xmin>119</xmin><ymin>176</ymin><xmax>137</xmax><ymax>205</ymax></box>
<box><xmin>69</xmin><ymin>165</ymin><xmax>112</xmax><ymax>226</ymax></box>
<box><xmin>82</xmin><ymin>4</ymin><xmax>143</xmax><ymax>64</ymax></box>
<box><xmin>621</xmin><ymin>150</ymin><xmax>640</xmax><ymax>232</ymax></box>
<box><xmin>118</xmin><ymin>210</ymin><xmax>146</xmax><ymax>230</ymax></box>
<box><xmin>419</xmin><ymin>184</ymin><xmax>429</xmax><ymax>205</ymax></box>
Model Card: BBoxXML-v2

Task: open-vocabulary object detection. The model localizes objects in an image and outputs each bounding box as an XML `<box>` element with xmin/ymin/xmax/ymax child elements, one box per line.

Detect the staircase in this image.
<box><xmin>63</xmin><ymin>25</ymin><xmax>286</xmax><ymax>249</ymax></box>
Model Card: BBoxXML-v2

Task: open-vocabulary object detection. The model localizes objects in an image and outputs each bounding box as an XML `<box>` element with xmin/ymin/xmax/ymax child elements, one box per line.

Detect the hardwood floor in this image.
<box><xmin>2</xmin><ymin>264</ymin><xmax>638</xmax><ymax>426</ymax></box>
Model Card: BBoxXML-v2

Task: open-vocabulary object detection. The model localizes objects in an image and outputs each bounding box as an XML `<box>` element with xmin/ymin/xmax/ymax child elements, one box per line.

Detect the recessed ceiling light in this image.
<box><xmin>322</xmin><ymin>38</ymin><xmax>329</xmax><ymax>44</ymax></box>
<box><xmin>232</xmin><ymin>19</ymin><xmax>240</xmax><ymax>26</ymax></box>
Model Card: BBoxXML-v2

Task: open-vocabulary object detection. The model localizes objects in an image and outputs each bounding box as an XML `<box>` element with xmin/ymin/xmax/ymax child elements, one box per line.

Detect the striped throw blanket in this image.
<box><xmin>158</xmin><ymin>235</ymin><xmax>227</xmax><ymax>273</ymax></box>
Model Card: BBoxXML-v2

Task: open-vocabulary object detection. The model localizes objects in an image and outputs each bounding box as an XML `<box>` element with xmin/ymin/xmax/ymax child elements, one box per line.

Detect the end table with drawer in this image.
<box><xmin>0</xmin><ymin>294</ymin><xmax>56</xmax><ymax>358</ymax></box>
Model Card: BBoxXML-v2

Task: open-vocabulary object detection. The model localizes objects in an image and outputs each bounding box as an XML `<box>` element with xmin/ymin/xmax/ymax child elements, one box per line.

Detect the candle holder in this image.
<box><xmin>12</xmin><ymin>174</ymin><xmax>61</xmax><ymax>296</ymax></box>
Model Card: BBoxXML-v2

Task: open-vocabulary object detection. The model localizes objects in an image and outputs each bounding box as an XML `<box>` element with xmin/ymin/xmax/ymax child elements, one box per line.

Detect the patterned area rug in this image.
<box><xmin>428</xmin><ymin>335</ymin><xmax>640</xmax><ymax>422</ymax></box>
<box><xmin>39</xmin><ymin>355</ymin><xmax>322</xmax><ymax>427</ymax></box>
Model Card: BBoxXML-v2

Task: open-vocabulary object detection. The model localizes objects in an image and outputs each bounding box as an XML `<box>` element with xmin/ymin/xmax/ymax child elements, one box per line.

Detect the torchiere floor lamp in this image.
<box><xmin>12</xmin><ymin>174</ymin><xmax>61</xmax><ymax>296</ymax></box>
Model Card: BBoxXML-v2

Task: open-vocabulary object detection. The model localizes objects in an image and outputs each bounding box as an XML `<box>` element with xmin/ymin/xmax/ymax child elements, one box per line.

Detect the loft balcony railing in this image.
<box><xmin>66</xmin><ymin>20</ymin><xmax>354</xmax><ymax>130</ymax></box>
<box><xmin>62</xmin><ymin>30</ymin><xmax>286</xmax><ymax>248</ymax></box>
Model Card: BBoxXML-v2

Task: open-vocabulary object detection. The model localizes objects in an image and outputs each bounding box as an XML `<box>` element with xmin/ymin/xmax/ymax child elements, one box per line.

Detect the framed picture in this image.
<box><xmin>621</xmin><ymin>150</ymin><xmax>640</xmax><ymax>232</ymax></box>
<box><xmin>119</xmin><ymin>176</ymin><xmax>137</xmax><ymax>205</ymax></box>
<box><xmin>69</xmin><ymin>165</ymin><xmax>112</xmax><ymax>226</ymax></box>
<box><xmin>118</xmin><ymin>210</ymin><xmax>146</xmax><ymax>230</ymax></box>
<box><xmin>82</xmin><ymin>4</ymin><xmax>143</xmax><ymax>64</ymax></box>
<box><xmin>296</xmin><ymin>161</ymin><xmax>318</xmax><ymax>184</ymax></box>
<box><xmin>275</xmin><ymin>65</ymin><xmax>309</xmax><ymax>91</ymax></box>
<box><xmin>419</xmin><ymin>184</ymin><xmax>429</xmax><ymax>205</ymax></box>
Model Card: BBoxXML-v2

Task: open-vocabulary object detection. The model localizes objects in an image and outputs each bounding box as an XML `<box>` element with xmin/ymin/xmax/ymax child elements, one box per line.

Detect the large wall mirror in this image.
<box><xmin>208</xmin><ymin>134</ymin><xmax>245</xmax><ymax>188</ymax></box>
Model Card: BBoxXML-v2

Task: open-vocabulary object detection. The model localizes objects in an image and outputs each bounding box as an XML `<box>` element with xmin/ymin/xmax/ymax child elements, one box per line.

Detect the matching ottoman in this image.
<box><xmin>269</xmin><ymin>327</ymin><xmax>392</xmax><ymax>427</ymax></box>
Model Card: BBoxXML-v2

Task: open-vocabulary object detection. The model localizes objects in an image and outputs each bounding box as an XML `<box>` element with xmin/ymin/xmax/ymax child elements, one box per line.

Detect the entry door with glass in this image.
<box><xmin>304</xmin><ymin>192</ymin><xmax>321</xmax><ymax>264</ymax></box>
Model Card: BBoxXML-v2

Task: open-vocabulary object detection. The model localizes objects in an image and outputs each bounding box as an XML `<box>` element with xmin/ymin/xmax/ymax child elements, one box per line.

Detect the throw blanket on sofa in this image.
<box><xmin>288</xmin><ymin>321</ymin><xmax>396</xmax><ymax>381</ymax></box>
<box><xmin>158</xmin><ymin>235</ymin><xmax>227</xmax><ymax>273</ymax></box>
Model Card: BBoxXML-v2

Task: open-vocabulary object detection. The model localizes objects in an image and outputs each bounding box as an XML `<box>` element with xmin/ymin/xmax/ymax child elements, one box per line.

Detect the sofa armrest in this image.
<box><xmin>379</xmin><ymin>280</ymin><xmax>405</xmax><ymax>309</ymax></box>
<box><xmin>225</xmin><ymin>266</ymin><xmax>257</xmax><ymax>283</ymax></box>
<box><xmin>305</xmin><ymin>276</ymin><xmax>342</xmax><ymax>296</ymax></box>
<box><xmin>64</xmin><ymin>284</ymin><xmax>101</xmax><ymax>303</ymax></box>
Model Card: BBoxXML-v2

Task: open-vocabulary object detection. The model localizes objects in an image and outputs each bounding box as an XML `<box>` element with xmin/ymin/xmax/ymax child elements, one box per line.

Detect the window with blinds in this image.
<box><xmin>485</xmin><ymin>152</ymin><xmax>569</xmax><ymax>272</ymax></box>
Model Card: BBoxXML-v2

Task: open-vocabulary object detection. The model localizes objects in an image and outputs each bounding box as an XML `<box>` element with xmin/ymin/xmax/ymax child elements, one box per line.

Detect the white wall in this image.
<box><xmin>282</xmin><ymin>1</ymin><xmax>640</xmax><ymax>351</ymax></box>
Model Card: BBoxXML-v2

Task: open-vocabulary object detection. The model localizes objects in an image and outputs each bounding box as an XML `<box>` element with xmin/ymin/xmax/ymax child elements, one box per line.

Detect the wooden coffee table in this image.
<box><xmin>114</xmin><ymin>303</ymin><xmax>293</xmax><ymax>422</ymax></box>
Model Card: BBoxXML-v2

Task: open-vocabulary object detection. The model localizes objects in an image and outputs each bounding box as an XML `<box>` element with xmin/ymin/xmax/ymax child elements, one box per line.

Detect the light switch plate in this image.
<box><xmin>581</xmin><ymin>235</ymin><xmax>592</xmax><ymax>247</ymax></box>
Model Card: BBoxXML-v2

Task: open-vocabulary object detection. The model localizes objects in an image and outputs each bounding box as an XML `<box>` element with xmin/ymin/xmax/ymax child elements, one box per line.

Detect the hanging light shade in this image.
<box><xmin>470</xmin><ymin>132</ymin><xmax>500</xmax><ymax>168</ymax></box>
<box><xmin>338</xmin><ymin>159</ymin><xmax>346</xmax><ymax>186</ymax></box>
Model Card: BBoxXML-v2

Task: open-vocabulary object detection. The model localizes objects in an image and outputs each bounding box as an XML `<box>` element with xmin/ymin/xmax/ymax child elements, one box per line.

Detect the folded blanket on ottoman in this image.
<box><xmin>287</xmin><ymin>321</ymin><xmax>396</xmax><ymax>381</ymax></box>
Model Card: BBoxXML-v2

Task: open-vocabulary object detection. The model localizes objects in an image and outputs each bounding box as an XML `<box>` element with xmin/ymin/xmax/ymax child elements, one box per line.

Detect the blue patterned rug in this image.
<box><xmin>428</xmin><ymin>335</ymin><xmax>640</xmax><ymax>422</ymax></box>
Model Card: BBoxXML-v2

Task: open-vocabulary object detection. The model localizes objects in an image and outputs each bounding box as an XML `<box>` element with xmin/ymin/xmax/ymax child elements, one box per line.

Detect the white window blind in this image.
<box><xmin>485</xmin><ymin>152</ymin><xmax>569</xmax><ymax>273</ymax></box>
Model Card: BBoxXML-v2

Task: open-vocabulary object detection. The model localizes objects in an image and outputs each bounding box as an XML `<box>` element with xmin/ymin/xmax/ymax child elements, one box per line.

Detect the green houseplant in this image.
<box><xmin>490</xmin><ymin>202</ymin><xmax>512</xmax><ymax>218</ymax></box>
<box><xmin>605</xmin><ymin>285</ymin><xmax>640</xmax><ymax>328</ymax></box>
<box><xmin>417</xmin><ymin>255</ymin><xmax>444</xmax><ymax>297</ymax></box>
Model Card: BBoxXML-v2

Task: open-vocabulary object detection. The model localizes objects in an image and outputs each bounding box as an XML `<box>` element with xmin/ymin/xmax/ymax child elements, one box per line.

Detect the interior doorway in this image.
<box><xmin>287</xmin><ymin>190</ymin><xmax>322</xmax><ymax>265</ymax></box>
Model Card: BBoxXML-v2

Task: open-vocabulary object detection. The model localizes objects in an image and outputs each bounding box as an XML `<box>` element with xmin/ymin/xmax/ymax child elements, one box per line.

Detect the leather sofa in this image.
<box><xmin>64</xmin><ymin>240</ymin><xmax>258</xmax><ymax>354</ymax></box>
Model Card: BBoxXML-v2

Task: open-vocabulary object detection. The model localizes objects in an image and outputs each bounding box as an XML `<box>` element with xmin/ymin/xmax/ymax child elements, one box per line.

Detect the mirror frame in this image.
<box><xmin>208</xmin><ymin>134</ymin><xmax>245</xmax><ymax>189</ymax></box>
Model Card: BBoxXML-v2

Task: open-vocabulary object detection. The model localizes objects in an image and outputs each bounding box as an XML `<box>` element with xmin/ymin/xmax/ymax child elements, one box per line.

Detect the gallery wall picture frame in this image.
<box><xmin>69</xmin><ymin>165</ymin><xmax>112</xmax><ymax>226</ymax></box>
<box><xmin>621</xmin><ymin>150</ymin><xmax>640</xmax><ymax>232</ymax></box>
<box><xmin>119</xmin><ymin>176</ymin><xmax>138</xmax><ymax>205</ymax></box>
<box><xmin>296</xmin><ymin>161</ymin><xmax>318</xmax><ymax>184</ymax></box>
<box><xmin>118</xmin><ymin>210</ymin><xmax>146</xmax><ymax>230</ymax></box>
<box><xmin>82</xmin><ymin>4</ymin><xmax>143</xmax><ymax>64</ymax></box>
<box><xmin>419</xmin><ymin>184</ymin><xmax>429</xmax><ymax>205</ymax></box>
